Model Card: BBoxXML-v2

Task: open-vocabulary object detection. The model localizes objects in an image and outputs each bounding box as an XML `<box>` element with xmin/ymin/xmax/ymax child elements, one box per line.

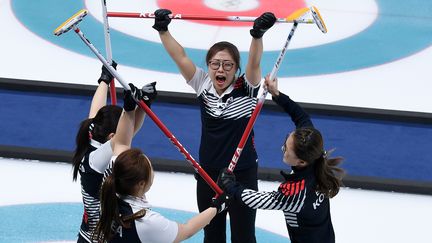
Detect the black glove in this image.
<box><xmin>123</xmin><ymin>83</ymin><xmax>139</xmax><ymax>111</ymax></box>
<box><xmin>152</xmin><ymin>9</ymin><xmax>172</xmax><ymax>32</ymax></box>
<box><xmin>211</xmin><ymin>193</ymin><xmax>229</xmax><ymax>213</ymax></box>
<box><xmin>140</xmin><ymin>82</ymin><xmax>157</xmax><ymax>107</ymax></box>
<box><xmin>217</xmin><ymin>168</ymin><xmax>238</xmax><ymax>195</ymax></box>
<box><xmin>98</xmin><ymin>60</ymin><xmax>117</xmax><ymax>85</ymax></box>
<box><xmin>250</xmin><ymin>12</ymin><xmax>276</xmax><ymax>39</ymax></box>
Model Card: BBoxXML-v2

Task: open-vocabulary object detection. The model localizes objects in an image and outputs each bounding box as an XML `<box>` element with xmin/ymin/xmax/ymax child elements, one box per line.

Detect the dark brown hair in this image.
<box><xmin>206</xmin><ymin>41</ymin><xmax>241</xmax><ymax>76</ymax></box>
<box><xmin>94</xmin><ymin>148</ymin><xmax>152</xmax><ymax>242</ymax></box>
<box><xmin>293</xmin><ymin>127</ymin><xmax>345</xmax><ymax>198</ymax></box>
<box><xmin>72</xmin><ymin>105</ymin><xmax>122</xmax><ymax>181</ymax></box>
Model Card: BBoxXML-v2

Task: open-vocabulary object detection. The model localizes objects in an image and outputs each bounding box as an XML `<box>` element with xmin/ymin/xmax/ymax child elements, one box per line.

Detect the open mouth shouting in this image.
<box><xmin>215</xmin><ymin>75</ymin><xmax>227</xmax><ymax>86</ymax></box>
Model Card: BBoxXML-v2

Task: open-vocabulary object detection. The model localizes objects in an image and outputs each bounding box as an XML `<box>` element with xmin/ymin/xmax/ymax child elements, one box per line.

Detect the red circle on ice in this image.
<box><xmin>157</xmin><ymin>0</ymin><xmax>306</xmax><ymax>26</ymax></box>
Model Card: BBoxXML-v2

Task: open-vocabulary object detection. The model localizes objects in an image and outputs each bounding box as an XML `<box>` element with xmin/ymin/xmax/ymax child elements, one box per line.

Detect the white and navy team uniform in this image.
<box><xmin>231</xmin><ymin>92</ymin><xmax>336</xmax><ymax>243</ymax></box>
<box><xmin>77</xmin><ymin>139</ymin><xmax>114</xmax><ymax>243</ymax></box>
<box><xmin>102</xmin><ymin>155</ymin><xmax>117</xmax><ymax>182</ymax></box>
<box><xmin>109</xmin><ymin>195</ymin><xmax>178</xmax><ymax>243</ymax></box>
<box><xmin>188</xmin><ymin>67</ymin><xmax>260</xmax><ymax>242</ymax></box>
<box><xmin>102</xmin><ymin>157</ymin><xmax>178</xmax><ymax>242</ymax></box>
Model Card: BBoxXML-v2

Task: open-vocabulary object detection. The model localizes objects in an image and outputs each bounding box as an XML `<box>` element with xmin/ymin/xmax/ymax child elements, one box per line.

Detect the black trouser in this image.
<box><xmin>77</xmin><ymin>234</ymin><xmax>89</xmax><ymax>243</ymax></box>
<box><xmin>196</xmin><ymin>165</ymin><xmax>258</xmax><ymax>243</ymax></box>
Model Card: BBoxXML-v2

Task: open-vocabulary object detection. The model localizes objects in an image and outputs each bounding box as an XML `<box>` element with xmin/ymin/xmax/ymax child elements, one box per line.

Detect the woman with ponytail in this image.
<box><xmin>72</xmin><ymin>62</ymin><xmax>158</xmax><ymax>243</ymax></box>
<box><xmin>93</xmin><ymin>148</ymin><xmax>229</xmax><ymax>243</ymax></box>
<box><xmin>218</xmin><ymin>75</ymin><xmax>344</xmax><ymax>243</ymax></box>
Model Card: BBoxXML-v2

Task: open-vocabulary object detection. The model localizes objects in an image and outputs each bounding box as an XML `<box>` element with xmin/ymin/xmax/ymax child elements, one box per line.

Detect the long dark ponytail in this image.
<box><xmin>94</xmin><ymin>148</ymin><xmax>152</xmax><ymax>242</ymax></box>
<box><xmin>93</xmin><ymin>174</ymin><xmax>119</xmax><ymax>242</ymax></box>
<box><xmin>293</xmin><ymin>127</ymin><xmax>344</xmax><ymax>198</ymax></box>
<box><xmin>72</xmin><ymin>105</ymin><xmax>122</xmax><ymax>181</ymax></box>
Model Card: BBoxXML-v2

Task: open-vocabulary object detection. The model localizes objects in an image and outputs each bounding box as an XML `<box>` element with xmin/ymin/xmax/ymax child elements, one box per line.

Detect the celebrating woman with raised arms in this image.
<box><xmin>152</xmin><ymin>8</ymin><xmax>276</xmax><ymax>242</ymax></box>
<box><xmin>72</xmin><ymin>62</ymin><xmax>157</xmax><ymax>243</ymax></box>
<box><xmin>218</xmin><ymin>75</ymin><xmax>345</xmax><ymax>243</ymax></box>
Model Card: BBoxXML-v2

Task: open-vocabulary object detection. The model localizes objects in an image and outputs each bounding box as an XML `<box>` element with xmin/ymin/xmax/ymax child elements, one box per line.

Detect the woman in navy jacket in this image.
<box><xmin>219</xmin><ymin>75</ymin><xmax>345</xmax><ymax>243</ymax></box>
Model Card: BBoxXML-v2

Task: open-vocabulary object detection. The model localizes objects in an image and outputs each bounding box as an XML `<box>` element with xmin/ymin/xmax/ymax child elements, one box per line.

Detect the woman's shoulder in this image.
<box><xmin>135</xmin><ymin>209</ymin><xmax>178</xmax><ymax>242</ymax></box>
<box><xmin>188</xmin><ymin>66</ymin><xmax>212</xmax><ymax>94</ymax></box>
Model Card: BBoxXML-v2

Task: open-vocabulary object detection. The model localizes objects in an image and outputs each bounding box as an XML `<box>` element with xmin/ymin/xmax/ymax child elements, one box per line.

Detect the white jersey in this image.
<box><xmin>187</xmin><ymin>67</ymin><xmax>260</xmax><ymax>170</ymax></box>
<box><xmin>110</xmin><ymin>195</ymin><xmax>179</xmax><ymax>243</ymax></box>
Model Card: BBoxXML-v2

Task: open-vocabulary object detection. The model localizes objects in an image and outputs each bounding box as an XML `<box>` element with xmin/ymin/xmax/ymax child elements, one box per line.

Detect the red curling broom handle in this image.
<box><xmin>72</xmin><ymin>26</ymin><xmax>223</xmax><ymax>195</ymax></box>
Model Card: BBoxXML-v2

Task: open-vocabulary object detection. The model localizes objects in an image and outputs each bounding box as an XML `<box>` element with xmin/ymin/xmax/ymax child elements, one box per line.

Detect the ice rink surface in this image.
<box><xmin>1</xmin><ymin>0</ymin><xmax>432</xmax><ymax>112</ymax></box>
<box><xmin>1</xmin><ymin>0</ymin><xmax>432</xmax><ymax>242</ymax></box>
<box><xmin>1</xmin><ymin>158</ymin><xmax>431</xmax><ymax>243</ymax></box>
